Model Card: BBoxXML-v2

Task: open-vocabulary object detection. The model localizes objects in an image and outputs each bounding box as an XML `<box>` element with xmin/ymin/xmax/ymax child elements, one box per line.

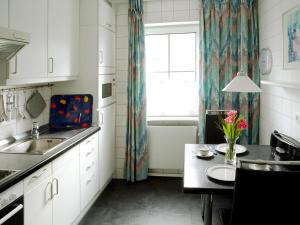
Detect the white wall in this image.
<box><xmin>114</xmin><ymin>0</ymin><xmax>200</xmax><ymax>178</ymax></box>
<box><xmin>0</xmin><ymin>86</ymin><xmax>51</xmax><ymax>138</ymax></box>
<box><xmin>259</xmin><ymin>0</ymin><xmax>300</xmax><ymax>144</ymax></box>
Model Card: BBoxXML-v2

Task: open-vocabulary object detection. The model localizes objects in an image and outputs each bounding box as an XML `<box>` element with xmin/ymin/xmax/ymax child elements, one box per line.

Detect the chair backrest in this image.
<box><xmin>230</xmin><ymin>159</ymin><xmax>300</xmax><ymax>225</ymax></box>
<box><xmin>204</xmin><ymin>110</ymin><xmax>229</xmax><ymax>144</ymax></box>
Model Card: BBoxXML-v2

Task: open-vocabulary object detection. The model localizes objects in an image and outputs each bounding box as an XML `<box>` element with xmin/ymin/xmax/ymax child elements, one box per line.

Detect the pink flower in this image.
<box><xmin>237</xmin><ymin>119</ymin><xmax>247</xmax><ymax>129</ymax></box>
<box><xmin>227</xmin><ymin>110</ymin><xmax>237</xmax><ymax>117</ymax></box>
<box><xmin>224</xmin><ymin>116</ymin><xmax>234</xmax><ymax>124</ymax></box>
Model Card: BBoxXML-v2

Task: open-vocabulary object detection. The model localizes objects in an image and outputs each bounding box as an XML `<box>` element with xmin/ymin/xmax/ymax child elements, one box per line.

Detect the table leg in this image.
<box><xmin>203</xmin><ymin>194</ymin><xmax>213</xmax><ymax>225</ymax></box>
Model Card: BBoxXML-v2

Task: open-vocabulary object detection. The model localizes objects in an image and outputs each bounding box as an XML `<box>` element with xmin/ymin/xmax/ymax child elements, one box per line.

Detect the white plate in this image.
<box><xmin>215</xmin><ymin>144</ymin><xmax>247</xmax><ymax>155</ymax></box>
<box><xmin>206</xmin><ymin>164</ymin><xmax>236</xmax><ymax>182</ymax></box>
<box><xmin>196</xmin><ymin>151</ymin><xmax>214</xmax><ymax>159</ymax></box>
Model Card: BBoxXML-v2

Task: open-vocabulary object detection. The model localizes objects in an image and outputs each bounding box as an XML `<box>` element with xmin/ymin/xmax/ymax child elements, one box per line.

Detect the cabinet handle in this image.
<box><xmin>30</xmin><ymin>168</ymin><xmax>47</xmax><ymax>182</ymax></box>
<box><xmin>52</xmin><ymin>178</ymin><xmax>59</xmax><ymax>197</ymax></box>
<box><xmin>105</xmin><ymin>23</ymin><xmax>112</xmax><ymax>28</ymax></box>
<box><xmin>99</xmin><ymin>112</ymin><xmax>103</xmax><ymax>125</ymax></box>
<box><xmin>46</xmin><ymin>182</ymin><xmax>53</xmax><ymax>201</ymax></box>
<box><xmin>99</xmin><ymin>51</ymin><xmax>103</xmax><ymax>64</ymax></box>
<box><xmin>48</xmin><ymin>57</ymin><xmax>54</xmax><ymax>73</ymax></box>
<box><xmin>11</xmin><ymin>56</ymin><xmax>17</xmax><ymax>74</ymax></box>
<box><xmin>86</xmin><ymin>136</ymin><xmax>95</xmax><ymax>144</ymax></box>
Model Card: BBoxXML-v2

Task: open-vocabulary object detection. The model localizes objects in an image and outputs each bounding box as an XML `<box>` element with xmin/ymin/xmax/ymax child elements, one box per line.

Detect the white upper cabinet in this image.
<box><xmin>9</xmin><ymin>0</ymin><xmax>48</xmax><ymax>79</ymax></box>
<box><xmin>0</xmin><ymin>0</ymin><xmax>8</xmax><ymax>27</ymax></box>
<box><xmin>48</xmin><ymin>0</ymin><xmax>79</xmax><ymax>77</ymax></box>
<box><xmin>98</xmin><ymin>26</ymin><xmax>115</xmax><ymax>74</ymax></box>
<box><xmin>99</xmin><ymin>0</ymin><xmax>115</xmax><ymax>32</ymax></box>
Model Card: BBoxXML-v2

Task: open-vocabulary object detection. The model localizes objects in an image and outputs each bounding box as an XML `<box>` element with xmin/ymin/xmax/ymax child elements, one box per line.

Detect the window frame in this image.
<box><xmin>145</xmin><ymin>23</ymin><xmax>200</xmax><ymax>118</ymax></box>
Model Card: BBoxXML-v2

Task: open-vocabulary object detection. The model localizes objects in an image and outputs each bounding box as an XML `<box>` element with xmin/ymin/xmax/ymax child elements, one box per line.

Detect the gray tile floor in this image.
<box><xmin>80</xmin><ymin>177</ymin><xmax>231</xmax><ymax>225</ymax></box>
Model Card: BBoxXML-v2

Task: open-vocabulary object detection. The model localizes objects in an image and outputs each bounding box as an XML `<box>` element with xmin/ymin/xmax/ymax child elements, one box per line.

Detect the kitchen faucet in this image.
<box><xmin>31</xmin><ymin>122</ymin><xmax>39</xmax><ymax>139</ymax></box>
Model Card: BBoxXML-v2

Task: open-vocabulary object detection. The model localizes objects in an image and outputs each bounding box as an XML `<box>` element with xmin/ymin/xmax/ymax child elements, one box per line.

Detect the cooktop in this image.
<box><xmin>0</xmin><ymin>169</ymin><xmax>19</xmax><ymax>182</ymax></box>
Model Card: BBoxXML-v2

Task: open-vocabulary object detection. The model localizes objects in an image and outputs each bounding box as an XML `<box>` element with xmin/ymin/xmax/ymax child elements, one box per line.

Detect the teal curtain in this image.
<box><xmin>199</xmin><ymin>0</ymin><xmax>260</xmax><ymax>144</ymax></box>
<box><xmin>124</xmin><ymin>0</ymin><xmax>148</xmax><ymax>182</ymax></box>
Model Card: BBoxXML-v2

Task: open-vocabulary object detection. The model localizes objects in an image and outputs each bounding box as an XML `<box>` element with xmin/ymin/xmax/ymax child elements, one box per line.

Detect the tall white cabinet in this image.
<box><xmin>99</xmin><ymin>103</ymin><xmax>116</xmax><ymax>188</ymax></box>
<box><xmin>53</xmin><ymin>0</ymin><xmax>117</xmax><ymax>191</ymax></box>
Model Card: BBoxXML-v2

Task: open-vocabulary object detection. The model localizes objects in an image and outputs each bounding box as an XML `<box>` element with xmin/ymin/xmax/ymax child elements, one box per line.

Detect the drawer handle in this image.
<box><xmin>86</xmin><ymin>174</ymin><xmax>95</xmax><ymax>186</ymax></box>
<box><xmin>30</xmin><ymin>168</ymin><xmax>47</xmax><ymax>182</ymax></box>
<box><xmin>86</xmin><ymin>137</ymin><xmax>95</xmax><ymax>144</ymax></box>
<box><xmin>86</xmin><ymin>162</ymin><xmax>95</xmax><ymax>171</ymax></box>
<box><xmin>86</xmin><ymin>151</ymin><xmax>92</xmax><ymax>157</ymax></box>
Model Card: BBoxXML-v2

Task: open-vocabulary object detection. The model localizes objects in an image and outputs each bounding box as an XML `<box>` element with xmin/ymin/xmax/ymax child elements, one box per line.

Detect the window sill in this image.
<box><xmin>147</xmin><ymin>117</ymin><xmax>198</xmax><ymax>126</ymax></box>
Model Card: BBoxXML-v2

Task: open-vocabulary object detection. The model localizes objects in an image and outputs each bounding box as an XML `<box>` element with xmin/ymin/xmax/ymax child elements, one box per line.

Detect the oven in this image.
<box><xmin>99</xmin><ymin>75</ymin><xmax>116</xmax><ymax>108</ymax></box>
<box><xmin>0</xmin><ymin>182</ymin><xmax>23</xmax><ymax>225</ymax></box>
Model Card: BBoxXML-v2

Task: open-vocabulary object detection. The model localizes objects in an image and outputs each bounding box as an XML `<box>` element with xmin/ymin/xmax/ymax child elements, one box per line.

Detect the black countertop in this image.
<box><xmin>0</xmin><ymin>126</ymin><xmax>100</xmax><ymax>193</ymax></box>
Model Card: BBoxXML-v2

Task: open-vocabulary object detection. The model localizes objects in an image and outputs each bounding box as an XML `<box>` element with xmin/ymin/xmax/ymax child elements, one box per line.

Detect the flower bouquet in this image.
<box><xmin>218</xmin><ymin>110</ymin><xmax>247</xmax><ymax>165</ymax></box>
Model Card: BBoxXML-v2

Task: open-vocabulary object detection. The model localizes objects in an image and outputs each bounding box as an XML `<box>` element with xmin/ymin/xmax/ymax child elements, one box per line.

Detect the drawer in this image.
<box><xmin>80</xmin><ymin>133</ymin><xmax>98</xmax><ymax>152</ymax></box>
<box><xmin>80</xmin><ymin>170</ymin><xmax>99</xmax><ymax>210</ymax></box>
<box><xmin>24</xmin><ymin>164</ymin><xmax>52</xmax><ymax>193</ymax></box>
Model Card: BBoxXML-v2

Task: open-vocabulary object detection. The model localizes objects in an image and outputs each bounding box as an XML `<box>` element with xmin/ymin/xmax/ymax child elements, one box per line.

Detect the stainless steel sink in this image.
<box><xmin>0</xmin><ymin>138</ymin><xmax>64</xmax><ymax>155</ymax></box>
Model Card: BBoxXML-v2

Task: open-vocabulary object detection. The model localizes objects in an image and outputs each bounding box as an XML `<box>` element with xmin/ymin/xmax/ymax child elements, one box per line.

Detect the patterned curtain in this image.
<box><xmin>199</xmin><ymin>0</ymin><xmax>260</xmax><ymax>144</ymax></box>
<box><xmin>124</xmin><ymin>0</ymin><xmax>148</xmax><ymax>182</ymax></box>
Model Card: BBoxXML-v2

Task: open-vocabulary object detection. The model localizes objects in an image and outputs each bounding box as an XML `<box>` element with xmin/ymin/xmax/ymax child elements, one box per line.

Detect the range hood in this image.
<box><xmin>0</xmin><ymin>26</ymin><xmax>30</xmax><ymax>61</ymax></box>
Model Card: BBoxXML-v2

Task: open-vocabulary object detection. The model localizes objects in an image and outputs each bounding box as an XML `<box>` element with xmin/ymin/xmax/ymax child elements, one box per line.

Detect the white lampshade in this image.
<box><xmin>222</xmin><ymin>72</ymin><xmax>262</xmax><ymax>93</ymax></box>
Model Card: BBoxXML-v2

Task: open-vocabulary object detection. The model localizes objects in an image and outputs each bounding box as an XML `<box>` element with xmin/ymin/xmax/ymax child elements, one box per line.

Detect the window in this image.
<box><xmin>145</xmin><ymin>24</ymin><xmax>199</xmax><ymax>117</ymax></box>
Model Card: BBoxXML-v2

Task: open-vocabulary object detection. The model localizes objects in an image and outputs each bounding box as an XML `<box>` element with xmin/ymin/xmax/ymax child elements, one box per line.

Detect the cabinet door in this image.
<box><xmin>98</xmin><ymin>26</ymin><xmax>115</xmax><ymax>74</ymax></box>
<box><xmin>48</xmin><ymin>0</ymin><xmax>79</xmax><ymax>77</ymax></box>
<box><xmin>98</xmin><ymin>0</ymin><xmax>115</xmax><ymax>32</ymax></box>
<box><xmin>52</xmin><ymin>145</ymin><xmax>80</xmax><ymax>225</ymax></box>
<box><xmin>99</xmin><ymin>103</ymin><xmax>116</xmax><ymax>189</ymax></box>
<box><xmin>24</xmin><ymin>166</ymin><xmax>52</xmax><ymax>225</ymax></box>
<box><xmin>0</xmin><ymin>0</ymin><xmax>8</xmax><ymax>27</ymax></box>
<box><xmin>9</xmin><ymin>0</ymin><xmax>47</xmax><ymax>79</ymax></box>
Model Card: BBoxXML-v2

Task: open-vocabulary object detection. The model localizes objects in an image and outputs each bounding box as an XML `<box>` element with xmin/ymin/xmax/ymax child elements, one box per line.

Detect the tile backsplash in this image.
<box><xmin>0</xmin><ymin>86</ymin><xmax>51</xmax><ymax>138</ymax></box>
<box><xmin>259</xmin><ymin>0</ymin><xmax>300</xmax><ymax>144</ymax></box>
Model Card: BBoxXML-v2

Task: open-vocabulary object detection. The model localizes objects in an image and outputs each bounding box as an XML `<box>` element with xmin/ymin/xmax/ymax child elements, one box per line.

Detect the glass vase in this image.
<box><xmin>224</xmin><ymin>137</ymin><xmax>238</xmax><ymax>165</ymax></box>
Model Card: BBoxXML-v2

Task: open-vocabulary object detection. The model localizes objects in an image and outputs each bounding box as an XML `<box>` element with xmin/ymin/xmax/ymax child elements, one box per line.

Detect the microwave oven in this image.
<box><xmin>99</xmin><ymin>75</ymin><xmax>116</xmax><ymax>108</ymax></box>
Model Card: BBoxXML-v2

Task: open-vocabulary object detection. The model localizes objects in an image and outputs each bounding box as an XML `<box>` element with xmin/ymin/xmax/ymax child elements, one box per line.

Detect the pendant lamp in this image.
<box><xmin>222</xmin><ymin>29</ymin><xmax>262</xmax><ymax>93</ymax></box>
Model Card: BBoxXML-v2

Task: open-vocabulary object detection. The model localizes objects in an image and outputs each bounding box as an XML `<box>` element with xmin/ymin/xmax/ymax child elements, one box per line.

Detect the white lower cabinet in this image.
<box><xmin>52</xmin><ymin>145</ymin><xmax>80</xmax><ymax>225</ymax></box>
<box><xmin>79</xmin><ymin>132</ymin><xmax>99</xmax><ymax>210</ymax></box>
<box><xmin>24</xmin><ymin>145</ymin><xmax>80</xmax><ymax>225</ymax></box>
<box><xmin>24</xmin><ymin>164</ymin><xmax>53</xmax><ymax>225</ymax></box>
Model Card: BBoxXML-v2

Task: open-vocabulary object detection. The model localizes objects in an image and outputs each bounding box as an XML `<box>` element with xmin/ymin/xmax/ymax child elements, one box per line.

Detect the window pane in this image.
<box><xmin>170</xmin><ymin>33</ymin><xmax>196</xmax><ymax>72</ymax></box>
<box><xmin>145</xmin><ymin>35</ymin><xmax>168</xmax><ymax>73</ymax></box>
<box><xmin>170</xmin><ymin>72</ymin><xmax>196</xmax><ymax>82</ymax></box>
<box><xmin>147</xmin><ymin>72</ymin><xmax>168</xmax><ymax>83</ymax></box>
<box><xmin>147</xmin><ymin>82</ymin><xmax>198</xmax><ymax>117</ymax></box>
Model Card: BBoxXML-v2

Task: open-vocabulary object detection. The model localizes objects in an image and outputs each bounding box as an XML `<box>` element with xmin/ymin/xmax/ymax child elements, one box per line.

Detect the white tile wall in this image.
<box><xmin>0</xmin><ymin>86</ymin><xmax>51</xmax><ymax>138</ymax></box>
<box><xmin>114</xmin><ymin>0</ymin><xmax>199</xmax><ymax>178</ymax></box>
<box><xmin>259</xmin><ymin>0</ymin><xmax>300</xmax><ymax>144</ymax></box>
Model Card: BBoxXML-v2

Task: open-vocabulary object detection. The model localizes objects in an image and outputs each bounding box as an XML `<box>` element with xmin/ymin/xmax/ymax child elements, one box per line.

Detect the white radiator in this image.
<box><xmin>148</xmin><ymin>125</ymin><xmax>197</xmax><ymax>174</ymax></box>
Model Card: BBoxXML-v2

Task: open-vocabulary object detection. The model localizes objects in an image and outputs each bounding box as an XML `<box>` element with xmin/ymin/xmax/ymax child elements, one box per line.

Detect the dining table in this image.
<box><xmin>183</xmin><ymin>144</ymin><xmax>275</xmax><ymax>225</ymax></box>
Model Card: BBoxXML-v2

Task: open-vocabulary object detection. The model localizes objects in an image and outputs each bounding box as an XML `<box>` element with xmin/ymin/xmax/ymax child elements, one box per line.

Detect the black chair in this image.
<box><xmin>219</xmin><ymin>159</ymin><xmax>300</xmax><ymax>225</ymax></box>
<box><xmin>204</xmin><ymin>110</ymin><xmax>230</xmax><ymax>144</ymax></box>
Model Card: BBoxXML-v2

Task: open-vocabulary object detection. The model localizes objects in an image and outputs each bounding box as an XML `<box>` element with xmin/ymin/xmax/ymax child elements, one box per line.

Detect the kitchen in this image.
<box><xmin>1</xmin><ymin>0</ymin><xmax>300</xmax><ymax>225</ymax></box>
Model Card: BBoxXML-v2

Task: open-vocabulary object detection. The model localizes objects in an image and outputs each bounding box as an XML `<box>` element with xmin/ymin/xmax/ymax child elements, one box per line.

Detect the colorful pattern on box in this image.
<box><xmin>50</xmin><ymin>95</ymin><xmax>93</xmax><ymax>129</ymax></box>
